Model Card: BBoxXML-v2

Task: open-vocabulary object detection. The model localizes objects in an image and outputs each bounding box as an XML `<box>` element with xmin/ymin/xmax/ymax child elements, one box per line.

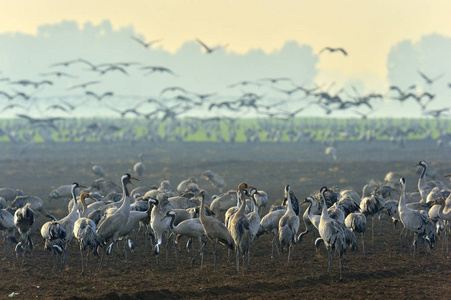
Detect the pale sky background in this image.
<box><xmin>0</xmin><ymin>0</ymin><xmax>450</xmax><ymax>119</ymax></box>
<box><xmin>1</xmin><ymin>0</ymin><xmax>450</xmax><ymax>79</ymax></box>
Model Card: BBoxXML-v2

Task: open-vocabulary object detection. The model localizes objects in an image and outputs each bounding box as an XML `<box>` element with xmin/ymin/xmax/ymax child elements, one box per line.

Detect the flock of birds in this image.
<box><xmin>1</xmin><ymin>160</ymin><xmax>450</xmax><ymax>279</ymax></box>
<box><xmin>0</xmin><ymin>34</ymin><xmax>450</xmax><ymax>129</ymax></box>
<box><xmin>1</xmin><ymin>111</ymin><xmax>450</xmax><ymax>155</ymax></box>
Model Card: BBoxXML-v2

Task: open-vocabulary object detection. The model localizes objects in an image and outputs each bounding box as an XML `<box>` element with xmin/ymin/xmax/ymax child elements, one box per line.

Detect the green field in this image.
<box><xmin>0</xmin><ymin>117</ymin><xmax>449</xmax><ymax>143</ymax></box>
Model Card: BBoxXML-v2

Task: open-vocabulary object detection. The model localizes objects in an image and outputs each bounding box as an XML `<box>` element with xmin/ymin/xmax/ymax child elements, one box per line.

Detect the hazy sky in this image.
<box><xmin>2</xmin><ymin>0</ymin><xmax>450</xmax><ymax>80</ymax></box>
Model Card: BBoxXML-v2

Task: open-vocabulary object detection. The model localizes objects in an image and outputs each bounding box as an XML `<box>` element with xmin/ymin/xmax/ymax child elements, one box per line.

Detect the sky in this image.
<box><xmin>1</xmin><ymin>0</ymin><xmax>450</xmax><ymax>79</ymax></box>
<box><xmin>0</xmin><ymin>1</ymin><xmax>450</xmax><ymax>120</ymax></box>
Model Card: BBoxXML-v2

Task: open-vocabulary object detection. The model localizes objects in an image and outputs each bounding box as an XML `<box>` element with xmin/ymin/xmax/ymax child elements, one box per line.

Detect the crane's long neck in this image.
<box><xmin>80</xmin><ymin>196</ymin><xmax>88</xmax><ymax>217</ymax></box>
<box><xmin>168</xmin><ymin>214</ymin><xmax>175</xmax><ymax>230</ymax></box>
<box><xmin>307</xmin><ymin>199</ymin><xmax>314</xmax><ymax>218</ymax></box>
<box><xmin>70</xmin><ymin>186</ymin><xmax>79</xmax><ymax>218</ymax></box>
<box><xmin>399</xmin><ymin>183</ymin><xmax>408</xmax><ymax>210</ymax></box>
<box><xmin>252</xmin><ymin>197</ymin><xmax>258</xmax><ymax>214</ymax></box>
<box><xmin>199</xmin><ymin>194</ymin><xmax>206</xmax><ymax>222</ymax></box>
<box><xmin>286</xmin><ymin>191</ymin><xmax>294</xmax><ymax>213</ymax></box>
<box><xmin>418</xmin><ymin>164</ymin><xmax>427</xmax><ymax>191</ymax></box>
<box><xmin>320</xmin><ymin>194</ymin><xmax>329</xmax><ymax>221</ymax></box>
<box><xmin>436</xmin><ymin>201</ymin><xmax>450</xmax><ymax>219</ymax></box>
<box><xmin>118</xmin><ymin>177</ymin><xmax>130</xmax><ymax>213</ymax></box>
<box><xmin>236</xmin><ymin>191</ymin><xmax>242</xmax><ymax>208</ymax></box>
<box><xmin>237</xmin><ymin>192</ymin><xmax>247</xmax><ymax>216</ymax></box>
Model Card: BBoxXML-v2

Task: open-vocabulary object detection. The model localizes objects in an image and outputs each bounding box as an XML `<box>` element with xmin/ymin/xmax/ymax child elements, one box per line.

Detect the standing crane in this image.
<box><xmin>96</xmin><ymin>173</ymin><xmax>139</xmax><ymax>270</ymax></box>
<box><xmin>14</xmin><ymin>203</ymin><xmax>36</xmax><ymax>257</ymax></box>
<box><xmin>73</xmin><ymin>192</ymin><xmax>102</xmax><ymax>275</ymax></box>
<box><xmin>161</xmin><ymin>210</ymin><xmax>207</xmax><ymax>268</ymax></box>
<box><xmin>150</xmin><ymin>193</ymin><xmax>173</xmax><ymax>263</ymax></box>
<box><xmin>198</xmin><ymin>190</ymin><xmax>234</xmax><ymax>271</ymax></box>
<box><xmin>398</xmin><ymin>177</ymin><xmax>435</xmax><ymax>257</ymax></box>
<box><xmin>416</xmin><ymin>161</ymin><xmax>432</xmax><ymax>202</ymax></box>
<box><xmin>41</xmin><ymin>182</ymin><xmax>87</xmax><ymax>269</ymax></box>
<box><xmin>230</xmin><ymin>188</ymin><xmax>251</xmax><ymax>274</ymax></box>
<box><xmin>278</xmin><ymin>185</ymin><xmax>300</xmax><ymax>263</ymax></box>
<box><xmin>317</xmin><ymin>186</ymin><xmax>346</xmax><ymax>279</ymax></box>
<box><xmin>344</xmin><ymin>212</ymin><xmax>367</xmax><ymax>255</ymax></box>
<box><xmin>133</xmin><ymin>153</ymin><xmax>146</xmax><ymax>177</ymax></box>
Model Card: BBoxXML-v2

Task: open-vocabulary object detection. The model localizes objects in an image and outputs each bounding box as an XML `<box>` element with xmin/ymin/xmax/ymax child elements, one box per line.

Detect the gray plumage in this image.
<box><xmin>318</xmin><ymin>186</ymin><xmax>346</xmax><ymax>280</ymax></box>
<box><xmin>278</xmin><ymin>185</ymin><xmax>300</xmax><ymax>262</ymax></box>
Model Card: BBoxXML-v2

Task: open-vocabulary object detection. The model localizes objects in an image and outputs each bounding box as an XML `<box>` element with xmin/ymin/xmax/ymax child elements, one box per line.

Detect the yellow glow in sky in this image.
<box><xmin>1</xmin><ymin>0</ymin><xmax>450</xmax><ymax>79</ymax></box>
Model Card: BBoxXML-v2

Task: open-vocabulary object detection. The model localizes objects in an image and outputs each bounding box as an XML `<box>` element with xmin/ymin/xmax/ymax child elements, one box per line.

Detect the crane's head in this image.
<box><xmin>249</xmin><ymin>188</ymin><xmax>261</xmax><ymax>197</ymax></box>
<box><xmin>79</xmin><ymin>192</ymin><xmax>94</xmax><ymax>201</ymax></box>
<box><xmin>284</xmin><ymin>185</ymin><xmax>291</xmax><ymax>194</ymax></box>
<box><xmin>147</xmin><ymin>197</ymin><xmax>159</xmax><ymax>207</ymax></box>
<box><xmin>416</xmin><ymin>160</ymin><xmax>427</xmax><ymax>168</ymax></box>
<box><xmin>433</xmin><ymin>197</ymin><xmax>445</xmax><ymax>206</ymax></box>
<box><xmin>399</xmin><ymin>177</ymin><xmax>406</xmax><ymax>186</ymax></box>
<box><xmin>319</xmin><ymin>186</ymin><xmax>328</xmax><ymax>195</ymax></box>
<box><xmin>72</xmin><ymin>182</ymin><xmax>87</xmax><ymax>189</ymax></box>
<box><xmin>302</xmin><ymin>196</ymin><xmax>315</xmax><ymax>205</ymax></box>
<box><xmin>161</xmin><ymin>210</ymin><xmax>176</xmax><ymax>221</ymax></box>
<box><xmin>238</xmin><ymin>182</ymin><xmax>249</xmax><ymax>191</ymax></box>
<box><xmin>123</xmin><ymin>173</ymin><xmax>139</xmax><ymax>185</ymax></box>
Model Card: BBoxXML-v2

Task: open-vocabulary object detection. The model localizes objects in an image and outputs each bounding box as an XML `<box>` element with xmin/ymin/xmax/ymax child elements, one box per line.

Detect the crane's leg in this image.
<box><xmin>98</xmin><ymin>245</ymin><xmax>107</xmax><ymax>271</ymax></box>
<box><xmin>274</xmin><ymin>235</ymin><xmax>281</xmax><ymax>260</ymax></box>
<box><xmin>200</xmin><ymin>241</ymin><xmax>205</xmax><ymax>269</ymax></box>
<box><xmin>112</xmin><ymin>241</ymin><xmax>117</xmax><ymax>269</ymax></box>
<box><xmin>372</xmin><ymin>216</ymin><xmax>375</xmax><ymax>244</ymax></box>
<box><xmin>328</xmin><ymin>248</ymin><xmax>333</xmax><ymax>274</ymax></box>
<box><xmin>186</xmin><ymin>237</ymin><xmax>193</xmax><ymax>252</ymax></box>
<box><xmin>288</xmin><ymin>242</ymin><xmax>293</xmax><ymax>264</ymax></box>
<box><xmin>51</xmin><ymin>248</ymin><xmax>58</xmax><ymax>272</ymax></box>
<box><xmin>236</xmin><ymin>247</ymin><xmax>240</xmax><ymax>275</ymax></box>
<box><xmin>124</xmin><ymin>241</ymin><xmax>129</xmax><ymax>267</ymax></box>
<box><xmin>27</xmin><ymin>235</ymin><xmax>34</xmax><ymax>252</ymax></box>
<box><xmin>270</xmin><ymin>235</ymin><xmax>275</xmax><ymax>259</ymax></box>
<box><xmin>247</xmin><ymin>243</ymin><xmax>252</xmax><ymax>268</ymax></box>
<box><xmin>361</xmin><ymin>232</ymin><xmax>366</xmax><ymax>256</ymax></box>
<box><xmin>86</xmin><ymin>250</ymin><xmax>91</xmax><ymax>273</ymax></box>
<box><xmin>191</xmin><ymin>240</ymin><xmax>206</xmax><ymax>268</ymax></box>
<box><xmin>165</xmin><ymin>233</ymin><xmax>171</xmax><ymax>265</ymax></box>
<box><xmin>378</xmin><ymin>214</ymin><xmax>383</xmax><ymax>235</ymax></box>
<box><xmin>80</xmin><ymin>245</ymin><xmax>85</xmax><ymax>275</ymax></box>
<box><xmin>213</xmin><ymin>242</ymin><xmax>217</xmax><ymax>272</ymax></box>
<box><xmin>338</xmin><ymin>254</ymin><xmax>343</xmax><ymax>280</ymax></box>
<box><xmin>399</xmin><ymin>227</ymin><xmax>405</xmax><ymax>250</ymax></box>
<box><xmin>412</xmin><ymin>234</ymin><xmax>418</xmax><ymax>260</ymax></box>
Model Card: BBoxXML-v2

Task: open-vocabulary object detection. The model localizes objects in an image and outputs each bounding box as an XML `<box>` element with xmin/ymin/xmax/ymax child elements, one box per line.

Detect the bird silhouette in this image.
<box><xmin>417</xmin><ymin>70</ymin><xmax>443</xmax><ymax>85</ymax></box>
<box><xmin>196</xmin><ymin>38</ymin><xmax>226</xmax><ymax>54</ymax></box>
<box><xmin>131</xmin><ymin>36</ymin><xmax>163</xmax><ymax>48</ymax></box>
<box><xmin>67</xmin><ymin>81</ymin><xmax>101</xmax><ymax>90</ymax></box>
<box><xmin>40</xmin><ymin>71</ymin><xmax>78</xmax><ymax>78</ymax></box>
<box><xmin>318</xmin><ymin>47</ymin><xmax>348</xmax><ymax>56</ymax></box>
<box><xmin>85</xmin><ymin>91</ymin><xmax>114</xmax><ymax>101</ymax></box>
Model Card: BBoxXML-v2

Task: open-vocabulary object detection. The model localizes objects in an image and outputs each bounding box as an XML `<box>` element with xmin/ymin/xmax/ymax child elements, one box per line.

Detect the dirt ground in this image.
<box><xmin>0</xmin><ymin>140</ymin><xmax>450</xmax><ymax>299</ymax></box>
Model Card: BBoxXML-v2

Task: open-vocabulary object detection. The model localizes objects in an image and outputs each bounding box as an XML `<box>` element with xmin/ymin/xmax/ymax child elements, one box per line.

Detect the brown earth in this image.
<box><xmin>0</xmin><ymin>140</ymin><xmax>450</xmax><ymax>299</ymax></box>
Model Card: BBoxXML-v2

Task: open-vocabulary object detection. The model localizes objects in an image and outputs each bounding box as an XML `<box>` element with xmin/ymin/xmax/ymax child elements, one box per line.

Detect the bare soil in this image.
<box><xmin>0</xmin><ymin>140</ymin><xmax>450</xmax><ymax>299</ymax></box>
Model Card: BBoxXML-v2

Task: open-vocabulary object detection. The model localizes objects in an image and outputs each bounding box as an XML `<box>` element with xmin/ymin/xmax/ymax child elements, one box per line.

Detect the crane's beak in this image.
<box><xmin>129</xmin><ymin>176</ymin><xmax>140</xmax><ymax>186</ymax></box>
<box><xmin>78</xmin><ymin>185</ymin><xmax>88</xmax><ymax>189</ymax></box>
<box><xmin>160</xmin><ymin>215</ymin><xmax>168</xmax><ymax>221</ymax></box>
<box><xmin>444</xmin><ymin>174</ymin><xmax>451</xmax><ymax>178</ymax></box>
